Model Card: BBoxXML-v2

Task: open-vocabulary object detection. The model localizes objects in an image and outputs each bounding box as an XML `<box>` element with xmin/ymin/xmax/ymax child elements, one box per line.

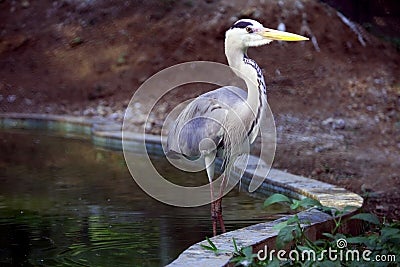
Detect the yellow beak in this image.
<box><xmin>258</xmin><ymin>28</ymin><xmax>309</xmax><ymax>41</ymax></box>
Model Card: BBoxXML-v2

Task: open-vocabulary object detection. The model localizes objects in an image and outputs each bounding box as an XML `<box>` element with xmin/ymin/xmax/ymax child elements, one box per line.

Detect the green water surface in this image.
<box><xmin>0</xmin><ymin>130</ymin><xmax>287</xmax><ymax>266</ymax></box>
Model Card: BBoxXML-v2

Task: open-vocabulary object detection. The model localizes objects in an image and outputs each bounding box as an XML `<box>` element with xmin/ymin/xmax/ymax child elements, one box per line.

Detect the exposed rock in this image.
<box><xmin>7</xmin><ymin>95</ymin><xmax>17</xmax><ymax>103</ymax></box>
<box><xmin>322</xmin><ymin>118</ymin><xmax>346</xmax><ymax>130</ymax></box>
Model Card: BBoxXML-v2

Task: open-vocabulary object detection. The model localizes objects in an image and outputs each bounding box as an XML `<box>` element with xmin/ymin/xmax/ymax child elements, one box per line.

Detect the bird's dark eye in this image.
<box><xmin>246</xmin><ymin>26</ymin><xmax>253</xmax><ymax>33</ymax></box>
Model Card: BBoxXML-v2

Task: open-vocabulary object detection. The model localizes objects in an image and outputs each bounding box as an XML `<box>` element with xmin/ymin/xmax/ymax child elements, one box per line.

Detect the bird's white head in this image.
<box><xmin>226</xmin><ymin>19</ymin><xmax>308</xmax><ymax>50</ymax></box>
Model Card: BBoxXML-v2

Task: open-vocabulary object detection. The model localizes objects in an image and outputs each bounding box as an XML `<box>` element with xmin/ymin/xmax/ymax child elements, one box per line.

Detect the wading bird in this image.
<box><xmin>166</xmin><ymin>19</ymin><xmax>308</xmax><ymax>236</ymax></box>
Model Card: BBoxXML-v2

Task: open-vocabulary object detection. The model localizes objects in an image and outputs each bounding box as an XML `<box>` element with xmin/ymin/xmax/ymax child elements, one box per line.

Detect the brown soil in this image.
<box><xmin>1</xmin><ymin>0</ymin><xmax>399</xmax><ymax>220</ymax></box>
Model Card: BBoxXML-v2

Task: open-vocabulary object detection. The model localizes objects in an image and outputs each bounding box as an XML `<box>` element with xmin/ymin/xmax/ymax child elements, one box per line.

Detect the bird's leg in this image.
<box><xmin>204</xmin><ymin>152</ymin><xmax>218</xmax><ymax>236</ymax></box>
<box><xmin>216</xmin><ymin>174</ymin><xmax>227</xmax><ymax>233</ymax></box>
<box><xmin>210</xmin><ymin>184</ymin><xmax>218</xmax><ymax>237</ymax></box>
<box><xmin>214</xmin><ymin>198</ymin><xmax>225</xmax><ymax>233</ymax></box>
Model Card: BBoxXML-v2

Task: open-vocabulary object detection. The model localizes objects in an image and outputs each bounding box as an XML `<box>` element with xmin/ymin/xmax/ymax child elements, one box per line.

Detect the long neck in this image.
<box><xmin>225</xmin><ymin>46</ymin><xmax>267</xmax><ymax>135</ymax></box>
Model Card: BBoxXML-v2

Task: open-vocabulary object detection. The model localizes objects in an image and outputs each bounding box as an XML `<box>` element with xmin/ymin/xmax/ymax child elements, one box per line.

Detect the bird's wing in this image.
<box><xmin>166</xmin><ymin>86</ymin><xmax>247</xmax><ymax>159</ymax></box>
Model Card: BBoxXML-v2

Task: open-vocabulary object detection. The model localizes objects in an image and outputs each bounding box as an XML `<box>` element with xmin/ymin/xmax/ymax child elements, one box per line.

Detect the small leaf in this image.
<box><xmin>346</xmin><ymin>236</ymin><xmax>369</xmax><ymax>244</ymax></box>
<box><xmin>200</xmin><ymin>237</ymin><xmax>218</xmax><ymax>251</ymax></box>
<box><xmin>264</xmin><ymin>194</ymin><xmax>291</xmax><ymax>207</ymax></box>
<box><xmin>381</xmin><ymin>226</ymin><xmax>400</xmax><ymax>237</ymax></box>
<box><xmin>274</xmin><ymin>215</ymin><xmax>300</xmax><ymax>231</ymax></box>
<box><xmin>313</xmin><ymin>239</ymin><xmax>329</xmax><ymax>247</ymax></box>
<box><xmin>322</xmin><ymin>233</ymin><xmax>335</xmax><ymax>239</ymax></box>
<box><xmin>273</xmin><ymin>220</ymin><xmax>288</xmax><ymax>231</ymax></box>
<box><xmin>241</xmin><ymin>246</ymin><xmax>253</xmax><ymax>258</ymax></box>
<box><xmin>209</xmin><ymin>237</ymin><xmax>218</xmax><ymax>249</ymax></box>
<box><xmin>316</xmin><ymin>261</ymin><xmax>339</xmax><ymax>267</ymax></box>
<box><xmin>333</xmin><ymin>233</ymin><xmax>346</xmax><ymax>240</ymax></box>
<box><xmin>297</xmin><ymin>245</ymin><xmax>313</xmax><ymax>252</ymax></box>
<box><xmin>318</xmin><ymin>206</ymin><xmax>337</xmax><ymax>215</ymax></box>
<box><xmin>200</xmin><ymin>244</ymin><xmax>216</xmax><ymax>251</ymax></box>
<box><xmin>286</xmin><ymin>215</ymin><xmax>300</xmax><ymax>225</ymax></box>
<box><xmin>201</xmin><ymin>237</ymin><xmax>230</xmax><ymax>255</ymax></box>
<box><xmin>232</xmin><ymin>237</ymin><xmax>239</xmax><ymax>254</ymax></box>
<box><xmin>266</xmin><ymin>258</ymin><xmax>280</xmax><ymax>267</ymax></box>
<box><xmin>277</xmin><ymin>225</ymin><xmax>296</xmax><ymax>249</ymax></box>
<box><xmin>290</xmin><ymin>200</ymin><xmax>300</xmax><ymax>210</ymax></box>
<box><xmin>380</xmin><ymin>226</ymin><xmax>400</xmax><ymax>243</ymax></box>
<box><xmin>343</xmin><ymin>205</ymin><xmax>358</xmax><ymax>213</ymax></box>
<box><xmin>298</xmin><ymin>198</ymin><xmax>322</xmax><ymax>208</ymax></box>
<box><xmin>301</xmin><ymin>219</ymin><xmax>312</xmax><ymax>226</ymax></box>
<box><xmin>333</xmin><ymin>209</ymin><xmax>343</xmax><ymax>216</ymax></box>
<box><xmin>350</xmin><ymin>213</ymin><xmax>380</xmax><ymax>225</ymax></box>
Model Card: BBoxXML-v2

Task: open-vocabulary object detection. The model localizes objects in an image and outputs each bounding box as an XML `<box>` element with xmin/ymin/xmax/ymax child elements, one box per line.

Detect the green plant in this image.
<box><xmin>230</xmin><ymin>237</ymin><xmax>259</xmax><ymax>266</ymax></box>
<box><xmin>201</xmin><ymin>194</ymin><xmax>400</xmax><ymax>266</ymax></box>
<box><xmin>200</xmin><ymin>236</ymin><xmax>229</xmax><ymax>255</ymax></box>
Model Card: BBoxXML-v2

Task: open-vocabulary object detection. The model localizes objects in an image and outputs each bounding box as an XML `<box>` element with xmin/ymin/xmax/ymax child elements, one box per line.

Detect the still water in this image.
<box><xmin>0</xmin><ymin>130</ymin><xmax>287</xmax><ymax>266</ymax></box>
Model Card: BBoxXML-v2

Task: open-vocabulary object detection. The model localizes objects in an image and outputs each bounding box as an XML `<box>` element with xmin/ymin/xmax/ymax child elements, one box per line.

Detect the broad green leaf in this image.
<box><xmin>297</xmin><ymin>245</ymin><xmax>314</xmax><ymax>252</ymax></box>
<box><xmin>350</xmin><ymin>213</ymin><xmax>380</xmax><ymax>225</ymax></box>
<box><xmin>316</xmin><ymin>261</ymin><xmax>340</xmax><ymax>267</ymax></box>
<box><xmin>273</xmin><ymin>220</ymin><xmax>288</xmax><ymax>231</ymax></box>
<box><xmin>387</xmin><ymin>234</ymin><xmax>400</xmax><ymax>244</ymax></box>
<box><xmin>264</xmin><ymin>194</ymin><xmax>291</xmax><ymax>207</ymax></box>
<box><xmin>322</xmin><ymin>233</ymin><xmax>335</xmax><ymax>239</ymax></box>
<box><xmin>273</xmin><ymin>215</ymin><xmax>299</xmax><ymax>231</ymax></box>
<box><xmin>343</xmin><ymin>205</ymin><xmax>358</xmax><ymax>213</ymax></box>
<box><xmin>381</xmin><ymin>226</ymin><xmax>400</xmax><ymax>240</ymax></box>
<box><xmin>318</xmin><ymin>205</ymin><xmax>337</xmax><ymax>216</ymax></box>
<box><xmin>258</xmin><ymin>257</ymin><xmax>281</xmax><ymax>267</ymax></box>
<box><xmin>313</xmin><ymin>239</ymin><xmax>329</xmax><ymax>247</ymax></box>
<box><xmin>301</xmin><ymin>219</ymin><xmax>312</xmax><ymax>226</ymax></box>
<box><xmin>298</xmin><ymin>198</ymin><xmax>322</xmax><ymax>209</ymax></box>
<box><xmin>267</xmin><ymin>258</ymin><xmax>280</xmax><ymax>267</ymax></box>
<box><xmin>286</xmin><ymin>214</ymin><xmax>299</xmax><ymax>225</ymax></box>
<box><xmin>346</xmin><ymin>236</ymin><xmax>369</xmax><ymax>244</ymax></box>
<box><xmin>333</xmin><ymin>233</ymin><xmax>346</xmax><ymax>241</ymax></box>
<box><xmin>241</xmin><ymin>246</ymin><xmax>253</xmax><ymax>258</ymax></box>
<box><xmin>381</xmin><ymin>227</ymin><xmax>400</xmax><ymax>244</ymax></box>
<box><xmin>277</xmin><ymin>225</ymin><xmax>296</xmax><ymax>249</ymax></box>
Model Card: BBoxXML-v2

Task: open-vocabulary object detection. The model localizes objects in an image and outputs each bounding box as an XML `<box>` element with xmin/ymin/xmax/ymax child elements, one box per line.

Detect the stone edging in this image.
<box><xmin>0</xmin><ymin>113</ymin><xmax>363</xmax><ymax>267</ymax></box>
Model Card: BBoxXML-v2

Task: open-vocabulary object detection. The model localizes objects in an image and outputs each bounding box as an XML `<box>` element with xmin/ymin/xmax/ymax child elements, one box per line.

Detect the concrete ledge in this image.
<box><xmin>0</xmin><ymin>113</ymin><xmax>163</xmax><ymax>155</ymax></box>
<box><xmin>169</xmin><ymin>158</ymin><xmax>363</xmax><ymax>267</ymax></box>
<box><xmin>0</xmin><ymin>113</ymin><xmax>363</xmax><ymax>267</ymax></box>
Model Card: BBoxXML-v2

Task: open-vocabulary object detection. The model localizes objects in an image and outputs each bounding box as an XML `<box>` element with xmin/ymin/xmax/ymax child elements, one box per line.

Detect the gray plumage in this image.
<box><xmin>166</xmin><ymin>86</ymin><xmax>247</xmax><ymax>163</ymax></box>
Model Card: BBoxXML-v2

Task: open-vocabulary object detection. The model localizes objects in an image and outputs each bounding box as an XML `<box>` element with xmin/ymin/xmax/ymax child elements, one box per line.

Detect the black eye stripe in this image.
<box><xmin>230</xmin><ymin>21</ymin><xmax>253</xmax><ymax>29</ymax></box>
